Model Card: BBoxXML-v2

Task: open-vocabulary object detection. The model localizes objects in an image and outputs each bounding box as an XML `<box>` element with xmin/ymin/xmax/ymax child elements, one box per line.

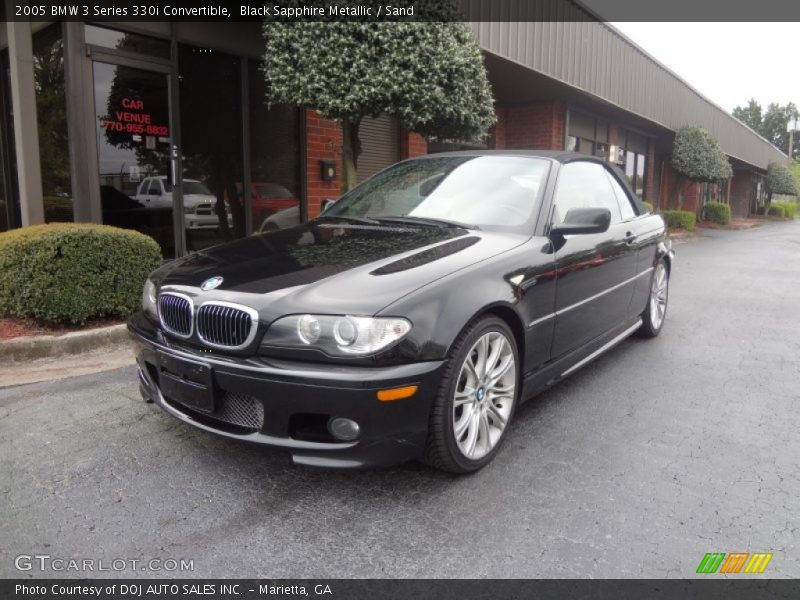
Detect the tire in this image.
<box><xmin>423</xmin><ymin>316</ymin><xmax>520</xmax><ymax>474</ymax></box>
<box><xmin>637</xmin><ymin>258</ymin><xmax>669</xmax><ymax>338</ymax></box>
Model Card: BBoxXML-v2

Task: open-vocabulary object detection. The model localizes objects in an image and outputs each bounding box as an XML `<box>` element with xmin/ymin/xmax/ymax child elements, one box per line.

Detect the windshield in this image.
<box><xmin>163</xmin><ymin>180</ymin><xmax>212</xmax><ymax>195</ymax></box>
<box><xmin>323</xmin><ymin>156</ymin><xmax>549</xmax><ymax>228</ymax></box>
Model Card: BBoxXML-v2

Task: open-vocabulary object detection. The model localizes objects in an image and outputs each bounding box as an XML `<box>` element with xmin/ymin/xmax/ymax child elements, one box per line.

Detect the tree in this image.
<box><xmin>732</xmin><ymin>100</ymin><xmax>799</xmax><ymax>157</ymax></box>
<box><xmin>765</xmin><ymin>161</ymin><xmax>798</xmax><ymax>200</ymax></box>
<box><xmin>732</xmin><ymin>98</ymin><xmax>762</xmax><ymax>132</ymax></box>
<box><xmin>669</xmin><ymin>125</ymin><xmax>732</xmax><ymax>209</ymax></box>
<box><xmin>262</xmin><ymin>12</ymin><xmax>496</xmax><ymax>190</ymax></box>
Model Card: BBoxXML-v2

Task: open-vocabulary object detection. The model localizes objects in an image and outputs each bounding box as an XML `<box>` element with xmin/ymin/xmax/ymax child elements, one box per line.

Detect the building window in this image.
<box><xmin>567</xmin><ymin>110</ymin><xmax>609</xmax><ymax>158</ymax></box>
<box><xmin>619</xmin><ymin>129</ymin><xmax>648</xmax><ymax>201</ymax></box>
<box><xmin>93</xmin><ymin>61</ymin><xmax>176</xmax><ymax>256</ymax></box>
<box><xmin>84</xmin><ymin>25</ymin><xmax>170</xmax><ymax>59</ymax></box>
<box><xmin>700</xmin><ymin>180</ymin><xmax>729</xmax><ymax>205</ymax></box>
<box><xmin>248</xmin><ymin>60</ymin><xmax>301</xmax><ymax>232</ymax></box>
<box><xmin>0</xmin><ymin>48</ymin><xmax>14</xmax><ymax>231</ymax></box>
<box><xmin>34</xmin><ymin>24</ymin><xmax>72</xmax><ymax>223</ymax></box>
<box><xmin>178</xmin><ymin>44</ymin><xmax>245</xmax><ymax>250</ymax></box>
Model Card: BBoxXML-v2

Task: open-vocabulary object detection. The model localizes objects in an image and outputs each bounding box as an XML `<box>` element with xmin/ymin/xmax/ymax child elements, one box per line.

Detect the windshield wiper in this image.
<box><xmin>374</xmin><ymin>215</ymin><xmax>479</xmax><ymax>230</ymax></box>
<box><xmin>315</xmin><ymin>215</ymin><xmax>380</xmax><ymax>225</ymax></box>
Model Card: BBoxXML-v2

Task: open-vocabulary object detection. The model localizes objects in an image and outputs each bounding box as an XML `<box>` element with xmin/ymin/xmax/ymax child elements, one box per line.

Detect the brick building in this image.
<box><xmin>0</xmin><ymin>4</ymin><xmax>789</xmax><ymax>258</ymax></box>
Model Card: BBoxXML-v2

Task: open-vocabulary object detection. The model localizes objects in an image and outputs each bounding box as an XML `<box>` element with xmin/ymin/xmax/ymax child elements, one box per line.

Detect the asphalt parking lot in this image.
<box><xmin>2</xmin><ymin>221</ymin><xmax>799</xmax><ymax>579</ymax></box>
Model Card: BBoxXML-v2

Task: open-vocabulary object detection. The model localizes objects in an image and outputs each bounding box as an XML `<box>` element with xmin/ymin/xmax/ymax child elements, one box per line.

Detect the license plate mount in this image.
<box><xmin>157</xmin><ymin>352</ymin><xmax>215</xmax><ymax>414</ymax></box>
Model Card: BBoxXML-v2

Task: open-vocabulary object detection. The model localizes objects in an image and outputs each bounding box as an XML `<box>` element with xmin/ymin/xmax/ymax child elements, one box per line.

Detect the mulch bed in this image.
<box><xmin>696</xmin><ymin>218</ymin><xmax>764</xmax><ymax>231</ymax></box>
<box><xmin>0</xmin><ymin>316</ymin><xmax>125</xmax><ymax>341</ymax></box>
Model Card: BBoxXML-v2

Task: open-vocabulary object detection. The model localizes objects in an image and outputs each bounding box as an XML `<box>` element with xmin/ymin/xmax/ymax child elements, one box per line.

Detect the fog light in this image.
<box><xmin>328</xmin><ymin>417</ymin><xmax>360</xmax><ymax>441</ymax></box>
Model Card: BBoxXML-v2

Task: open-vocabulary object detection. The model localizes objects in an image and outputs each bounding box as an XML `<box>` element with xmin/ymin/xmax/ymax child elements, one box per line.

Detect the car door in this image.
<box><xmin>550</xmin><ymin>160</ymin><xmax>639</xmax><ymax>358</ymax></box>
<box><xmin>604</xmin><ymin>168</ymin><xmax>662</xmax><ymax>321</ymax></box>
<box><xmin>135</xmin><ymin>178</ymin><xmax>151</xmax><ymax>205</ymax></box>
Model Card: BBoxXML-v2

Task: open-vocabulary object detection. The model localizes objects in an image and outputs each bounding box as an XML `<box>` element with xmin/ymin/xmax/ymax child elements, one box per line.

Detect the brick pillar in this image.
<box><xmin>729</xmin><ymin>168</ymin><xmax>754</xmax><ymax>218</ymax></box>
<box><xmin>504</xmin><ymin>102</ymin><xmax>566</xmax><ymax>150</ymax></box>
<box><xmin>399</xmin><ymin>130</ymin><xmax>427</xmax><ymax>159</ymax></box>
<box><xmin>681</xmin><ymin>181</ymin><xmax>700</xmax><ymax>213</ymax></box>
<box><xmin>645</xmin><ymin>139</ymin><xmax>657</xmax><ymax>203</ymax></box>
<box><xmin>305</xmin><ymin>109</ymin><xmax>342</xmax><ymax>220</ymax></box>
<box><xmin>490</xmin><ymin>105</ymin><xmax>507</xmax><ymax>150</ymax></box>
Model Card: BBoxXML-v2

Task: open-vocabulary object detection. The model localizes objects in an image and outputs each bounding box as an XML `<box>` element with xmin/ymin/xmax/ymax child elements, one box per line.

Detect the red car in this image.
<box><xmin>227</xmin><ymin>182</ymin><xmax>299</xmax><ymax>225</ymax></box>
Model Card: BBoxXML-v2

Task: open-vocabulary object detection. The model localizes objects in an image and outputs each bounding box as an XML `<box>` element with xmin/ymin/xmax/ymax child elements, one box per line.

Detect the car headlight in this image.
<box><xmin>262</xmin><ymin>315</ymin><xmax>411</xmax><ymax>356</ymax></box>
<box><xmin>142</xmin><ymin>278</ymin><xmax>157</xmax><ymax>318</ymax></box>
<box><xmin>183</xmin><ymin>205</ymin><xmax>195</xmax><ymax>214</ymax></box>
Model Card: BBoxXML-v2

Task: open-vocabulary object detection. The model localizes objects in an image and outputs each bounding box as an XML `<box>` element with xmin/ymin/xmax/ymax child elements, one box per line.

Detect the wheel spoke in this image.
<box><xmin>463</xmin><ymin>411</ymin><xmax>480</xmax><ymax>457</ymax></box>
<box><xmin>454</xmin><ymin>405</ymin><xmax>473</xmax><ymax>439</ymax></box>
<box><xmin>485</xmin><ymin>334</ymin><xmax>503</xmax><ymax>375</ymax></box>
<box><xmin>475</xmin><ymin>335</ymin><xmax>489</xmax><ymax>378</ymax></box>
<box><xmin>454</xmin><ymin>386</ymin><xmax>475</xmax><ymax>407</ymax></box>
<box><xmin>486</xmin><ymin>354</ymin><xmax>514</xmax><ymax>388</ymax></box>
<box><xmin>485</xmin><ymin>401</ymin><xmax>507</xmax><ymax>428</ymax></box>
<box><xmin>478</xmin><ymin>410</ymin><xmax>492</xmax><ymax>452</ymax></box>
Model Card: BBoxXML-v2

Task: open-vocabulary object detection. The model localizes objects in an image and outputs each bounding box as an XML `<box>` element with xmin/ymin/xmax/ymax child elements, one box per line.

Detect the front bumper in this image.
<box><xmin>128</xmin><ymin>313</ymin><xmax>444</xmax><ymax>469</ymax></box>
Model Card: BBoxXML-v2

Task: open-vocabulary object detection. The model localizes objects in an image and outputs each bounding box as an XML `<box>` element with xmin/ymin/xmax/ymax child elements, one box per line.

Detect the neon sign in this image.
<box><xmin>102</xmin><ymin>97</ymin><xmax>169</xmax><ymax>138</ymax></box>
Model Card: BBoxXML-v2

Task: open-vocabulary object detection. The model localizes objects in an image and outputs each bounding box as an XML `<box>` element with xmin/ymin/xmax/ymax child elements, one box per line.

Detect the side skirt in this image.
<box><xmin>519</xmin><ymin>318</ymin><xmax>643</xmax><ymax>402</ymax></box>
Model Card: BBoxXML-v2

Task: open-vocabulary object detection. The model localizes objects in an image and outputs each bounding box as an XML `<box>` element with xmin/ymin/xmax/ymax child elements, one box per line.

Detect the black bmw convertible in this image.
<box><xmin>129</xmin><ymin>150</ymin><xmax>673</xmax><ymax>473</ymax></box>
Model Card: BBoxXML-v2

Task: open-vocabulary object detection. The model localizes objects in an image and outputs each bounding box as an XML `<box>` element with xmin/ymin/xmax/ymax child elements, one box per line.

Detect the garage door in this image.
<box><xmin>357</xmin><ymin>116</ymin><xmax>399</xmax><ymax>183</ymax></box>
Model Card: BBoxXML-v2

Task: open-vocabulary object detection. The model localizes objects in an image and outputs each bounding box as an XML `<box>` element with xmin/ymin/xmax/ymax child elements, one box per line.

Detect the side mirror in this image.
<box><xmin>551</xmin><ymin>207</ymin><xmax>611</xmax><ymax>236</ymax></box>
<box><xmin>320</xmin><ymin>198</ymin><xmax>337</xmax><ymax>213</ymax></box>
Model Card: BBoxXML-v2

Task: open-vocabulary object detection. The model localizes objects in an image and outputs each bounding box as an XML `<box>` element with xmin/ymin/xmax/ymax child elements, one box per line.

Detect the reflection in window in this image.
<box><xmin>326</xmin><ymin>156</ymin><xmax>548</xmax><ymax>228</ymax></box>
<box><xmin>93</xmin><ymin>62</ymin><xmax>175</xmax><ymax>256</ymax></box>
<box><xmin>249</xmin><ymin>60</ymin><xmax>301</xmax><ymax>233</ymax></box>
<box><xmin>620</xmin><ymin>130</ymin><xmax>648</xmax><ymax>200</ymax></box>
<box><xmin>0</xmin><ymin>136</ymin><xmax>6</xmax><ymax>231</ymax></box>
<box><xmin>553</xmin><ymin>161</ymin><xmax>622</xmax><ymax>223</ymax></box>
<box><xmin>34</xmin><ymin>25</ymin><xmax>72</xmax><ymax>222</ymax></box>
<box><xmin>179</xmin><ymin>45</ymin><xmax>244</xmax><ymax>250</ymax></box>
<box><xmin>84</xmin><ymin>25</ymin><xmax>170</xmax><ymax>59</ymax></box>
<box><xmin>0</xmin><ymin>48</ymin><xmax>16</xmax><ymax>230</ymax></box>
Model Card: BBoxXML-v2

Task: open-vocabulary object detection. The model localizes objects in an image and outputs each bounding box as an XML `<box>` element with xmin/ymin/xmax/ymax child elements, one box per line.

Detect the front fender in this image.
<box><xmin>378</xmin><ymin>242</ymin><xmax>545</xmax><ymax>362</ymax></box>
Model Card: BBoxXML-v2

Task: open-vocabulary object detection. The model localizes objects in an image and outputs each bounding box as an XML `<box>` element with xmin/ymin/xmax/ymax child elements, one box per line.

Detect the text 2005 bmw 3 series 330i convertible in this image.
<box><xmin>128</xmin><ymin>151</ymin><xmax>674</xmax><ymax>473</ymax></box>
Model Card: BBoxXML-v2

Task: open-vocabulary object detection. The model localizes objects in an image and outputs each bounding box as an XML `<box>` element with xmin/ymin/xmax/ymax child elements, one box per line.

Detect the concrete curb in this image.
<box><xmin>0</xmin><ymin>323</ymin><xmax>129</xmax><ymax>364</ymax></box>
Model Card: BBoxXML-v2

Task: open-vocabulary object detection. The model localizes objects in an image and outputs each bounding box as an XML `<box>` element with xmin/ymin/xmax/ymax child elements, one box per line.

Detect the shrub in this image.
<box><xmin>0</xmin><ymin>223</ymin><xmax>162</xmax><ymax>324</ymax></box>
<box><xmin>767</xmin><ymin>204</ymin><xmax>786</xmax><ymax>217</ymax></box>
<box><xmin>703</xmin><ymin>201</ymin><xmax>732</xmax><ymax>225</ymax></box>
<box><xmin>766</xmin><ymin>162</ymin><xmax>798</xmax><ymax>197</ymax></box>
<box><xmin>642</xmin><ymin>201</ymin><xmax>654</xmax><ymax>212</ymax></box>
<box><xmin>660</xmin><ymin>210</ymin><xmax>696</xmax><ymax>231</ymax></box>
<box><xmin>770</xmin><ymin>201</ymin><xmax>796</xmax><ymax>219</ymax></box>
<box><xmin>767</xmin><ymin>202</ymin><xmax>786</xmax><ymax>217</ymax></box>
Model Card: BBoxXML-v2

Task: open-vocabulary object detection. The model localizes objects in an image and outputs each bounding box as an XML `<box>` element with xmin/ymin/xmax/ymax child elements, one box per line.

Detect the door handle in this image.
<box><xmin>624</xmin><ymin>231</ymin><xmax>636</xmax><ymax>245</ymax></box>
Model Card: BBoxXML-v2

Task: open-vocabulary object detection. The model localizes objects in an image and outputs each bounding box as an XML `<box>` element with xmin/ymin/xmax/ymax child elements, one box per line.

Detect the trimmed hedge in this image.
<box><xmin>703</xmin><ymin>201</ymin><xmax>732</xmax><ymax>225</ymax></box>
<box><xmin>767</xmin><ymin>204</ymin><xmax>786</xmax><ymax>217</ymax></box>
<box><xmin>642</xmin><ymin>201</ymin><xmax>654</xmax><ymax>213</ymax></box>
<box><xmin>660</xmin><ymin>210</ymin><xmax>696</xmax><ymax>231</ymax></box>
<box><xmin>770</xmin><ymin>201</ymin><xmax>796</xmax><ymax>219</ymax></box>
<box><xmin>0</xmin><ymin>223</ymin><xmax>162</xmax><ymax>324</ymax></box>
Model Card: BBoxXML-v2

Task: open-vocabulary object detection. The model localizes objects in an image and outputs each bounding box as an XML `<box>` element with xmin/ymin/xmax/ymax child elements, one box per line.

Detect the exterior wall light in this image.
<box><xmin>320</xmin><ymin>160</ymin><xmax>337</xmax><ymax>182</ymax></box>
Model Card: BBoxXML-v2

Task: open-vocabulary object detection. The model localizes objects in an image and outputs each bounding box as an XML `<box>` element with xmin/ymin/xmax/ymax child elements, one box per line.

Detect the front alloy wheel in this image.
<box><xmin>638</xmin><ymin>258</ymin><xmax>669</xmax><ymax>337</ymax></box>
<box><xmin>424</xmin><ymin>316</ymin><xmax>519</xmax><ymax>473</ymax></box>
<box><xmin>453</xmin><ymin>332</ymin><xmax>516</xmax><ymax>460</ymax></box>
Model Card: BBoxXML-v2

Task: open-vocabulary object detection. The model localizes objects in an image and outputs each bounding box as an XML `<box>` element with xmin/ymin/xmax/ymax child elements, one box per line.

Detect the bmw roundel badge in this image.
<box><xmin>201</xmin><ymin>276</ymin><xmax>224</xmax><ymax>291</ymax></box>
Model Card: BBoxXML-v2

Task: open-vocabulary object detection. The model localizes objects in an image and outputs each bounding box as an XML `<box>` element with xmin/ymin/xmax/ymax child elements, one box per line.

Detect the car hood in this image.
<box><xmin>156</xmin><ymin>220</ymin><xmax>527</xmax><ymax>317</ymax></box>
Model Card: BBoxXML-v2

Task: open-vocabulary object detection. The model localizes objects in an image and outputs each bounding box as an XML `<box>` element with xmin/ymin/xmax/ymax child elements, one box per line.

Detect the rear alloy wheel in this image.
<box><xmin>423</xmin><ymin>316</ymin><xmax>519</xmax><ymax>473</ymax></box>
<box><xmin>638</xmin><ymin>259</ymin><xmax>669</xmax><ymax>337</ymax></box>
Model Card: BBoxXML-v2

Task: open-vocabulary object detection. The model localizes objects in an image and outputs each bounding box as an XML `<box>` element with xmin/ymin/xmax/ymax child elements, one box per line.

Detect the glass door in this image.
<box><xmin>92</xmin><ymin>60</ymin><xmax>177</xmax><ymax>257</ymax></box>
